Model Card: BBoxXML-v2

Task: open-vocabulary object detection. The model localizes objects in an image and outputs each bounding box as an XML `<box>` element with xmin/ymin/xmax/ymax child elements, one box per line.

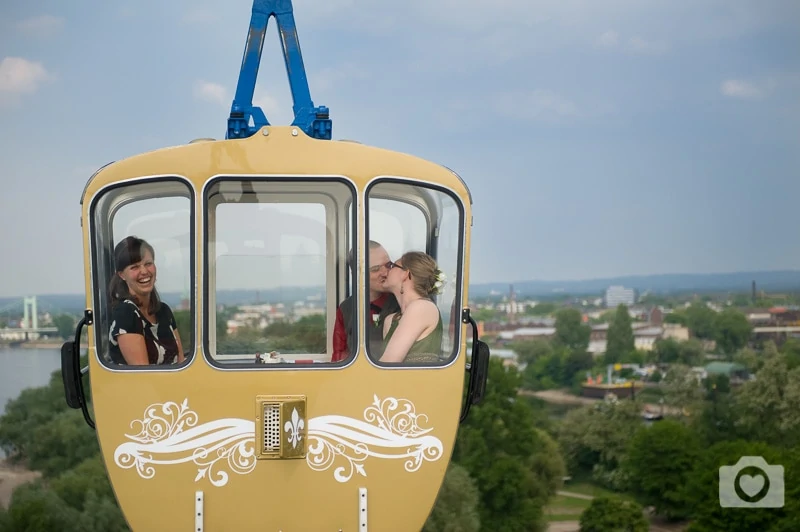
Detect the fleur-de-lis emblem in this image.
<box><xmin>284</xmin><ymin>407</ymin><xmax>304</xmax><ymax>449</ymax></box>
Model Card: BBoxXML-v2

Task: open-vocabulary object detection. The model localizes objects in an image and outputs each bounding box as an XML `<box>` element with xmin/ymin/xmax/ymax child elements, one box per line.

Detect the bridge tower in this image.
<box><xmin>22</xmin><ymin>296</ymin><xmax>38</xmax><ymax>330</ymax></box>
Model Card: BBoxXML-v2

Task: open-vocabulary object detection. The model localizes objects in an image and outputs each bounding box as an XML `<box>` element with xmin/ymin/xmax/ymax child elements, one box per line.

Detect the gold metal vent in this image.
<box><xmin>255</xmin><ymin>395</ymin><xmax>307</xmax><ymax>460</ymax></box>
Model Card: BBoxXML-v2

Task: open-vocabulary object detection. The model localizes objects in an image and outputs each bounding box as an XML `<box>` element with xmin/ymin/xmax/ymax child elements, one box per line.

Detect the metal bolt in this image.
<box><xmin>292</xmin><ymin>128</ymin><xmax>298</xmax><ymax>136</ymax></box>
<box><xmin>262</xmin><ymin>128</ymin><xmax>269</xmax><ymax>136</ymax></box>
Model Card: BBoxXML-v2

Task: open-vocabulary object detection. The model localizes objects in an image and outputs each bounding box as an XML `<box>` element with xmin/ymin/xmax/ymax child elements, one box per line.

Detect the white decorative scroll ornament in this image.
<box><xmin>113</xmin><ymin>398</ymin><xmax>256</xmax><ymax>488</ymax></box>
<box><xmin>306</xmin><ymin>395</ymin><xmax>443</xmax><ymax>483</ymax></box>
<box><xmin>113</xmin><ymin>395</ymin><xmax>443</xmax><ymax>487</ymax></box>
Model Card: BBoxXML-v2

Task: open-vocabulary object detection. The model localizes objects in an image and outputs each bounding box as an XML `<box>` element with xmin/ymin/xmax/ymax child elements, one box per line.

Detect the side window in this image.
<box><xmin>90</xmin><ymin>179</ymin><xmax>193</xmax><ymax>368</ymax></box>
<box><xmin>205</xmin><ymin>179</ymin><xmax>354</xmax><ymax>367</ymax></box>
<box><xmin>366</xmin><ymin>181</ymin><xmax>463</xmax><ymax>366</ymax></box>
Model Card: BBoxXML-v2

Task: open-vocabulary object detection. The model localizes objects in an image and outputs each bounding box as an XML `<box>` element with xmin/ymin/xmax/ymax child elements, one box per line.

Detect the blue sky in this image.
<box><xmin>0</xmin><ymin>0</ymin><xmax>798</xmax><ymax>298</ymax></box>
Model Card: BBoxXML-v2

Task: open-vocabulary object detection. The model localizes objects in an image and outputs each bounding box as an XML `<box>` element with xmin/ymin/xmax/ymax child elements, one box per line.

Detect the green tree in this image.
<box><xmin>579</xmin><ymin>497</ymin><xmax>648</xmax><ymax>532</ymax></box>
<box><xmin>423</xmin><ymin>463</ymin><xmax>480</xmax><ymax>532</ymax></box>
<box><xmin>453</xmin><ymin>358</ymin><xmax>548</xmax><ymax>531</ymax></box>
<box><xmin>52</xmin><ymin>314</ymin><xmax>76</xmax><ymax>339</ymax></box>
<box><xmin>678</xmin><ymin>338</ymin><xmax>706</xmax><ymax>366</ymax></box>
<box><xmin>79</xmin><ymin>490</ymin><xmax>130</xmax><ymax>532</ymax></box>
<box><xmin>684</xmin><ymin>440</ymin><xmax>789</xmax><ymax>532</ymax></box>
<box><xmin>522</xmin><ymin>347</ymin><xmax>567</xmax><ymax>390</ymax></box>
<box><xmin>625</xmin><ymin>419</ymin><xmax>700</xmax><ymax>519</ymax></box>
<box><xmin>529</xmin><ymin>428</ymin><xmax>567</xmax><ymax>500</ymax></box>
<box><xmin>563</xmin><ymin>350</ymin><xmax>594</xmax><ymax>386</ymax></box>
<box><xmin>49</xmin><ymin>455</ymin><xmax>117</xmax><ymax>512</ymax></box>
<box><xmin>664</xmin><ymin>310</ymin><xmax>687</xmax><ymax>326</ymax></box>
<box><xmin>690</xmin><ymin>377</ymin><xmax>741</xmax><ymax>446</ymax></box>
<box><xmin>556</xmin><ymin>397</ymin><xmax>642</xmax><ymax>490</ymax></box>
<box><xmin>661</xmin><ymin>364</ymin><xmax>705</xmax><ymax>416</ymax></box>
<box><xmin>0</xmin><ymin>370</ymin><xmax>71</xmax><ymax>462</ymax></box>
<box><xmin>714</xmin><ymin>309</ymin><xmax>751</xmax><ymax>354</ymax></box>
<box><xmin>554</xmin><ymin>308</ymin><xmax>591</xmax><ymax>351</ymax></box>
<box><xmin>527</xmin><ymin>302</ymin><xmax>557</xmax><ymax>316</ymax></box>
<box><xmin>510</xmin><ymin>339</ymin><xmax>553</xmax><ymax>367</ymax></box>
<box><xmin>780</xmin><ymin>338</ymin><xmax>800</xmax><ymax>369</ymax></box>
<box><xmin>6</xmin><ymin>483</ymin><xmax>86</xmax><ymax>532</ymax></box>
<box><xmin>733</xmin><ymin>346</ymin><xmax>761</xmax><ymax>373</ymax></box>
<box><xmin>653</xmin><ymin>337</ymin><xmax>681</xmax><ymax>364</ymax></box>
<box><xmin>26</xmin><ymin>410</ymin><xmax>101</xmax><ymax>477</ymax></box>
<box><xmin>734</xmin><ymin>354</ymin><xmax>800</xmax><ymax>448</ymax></box>
<box><xmin>685</xmin><ymin>302</ymin><xmax>717</xmax><ymax>339</ymax></box>
<box><xmin>472</xmin><ymin>308</ymin><xmax>498</xmax><ymax>322</ymax></box>
<box><xmin>604</xmin><ymin>305</ymin><xmax>634</xmax><ymax>364</ymax></box>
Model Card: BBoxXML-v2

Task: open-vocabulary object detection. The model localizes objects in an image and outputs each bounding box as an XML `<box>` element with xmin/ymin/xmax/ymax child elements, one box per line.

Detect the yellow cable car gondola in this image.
<box><xmin>60</xmin><ymin>1</ymin><xmax>490</xmax><ymax>530</ymax></box>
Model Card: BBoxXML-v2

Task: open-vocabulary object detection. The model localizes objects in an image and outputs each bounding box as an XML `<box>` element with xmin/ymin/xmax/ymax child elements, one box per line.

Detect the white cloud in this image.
<box><xmin>0</xmin><ymin>57</ymin><xmax>51</xmax><ymax>95</ymax></box>
<box><xmin>194</xmin><ymin>81</ymin><xmax>228</xmax><ymax>106</ymax></box>
<box><xmin>597</xmin><ymin>30</ymin><xmax>619</xmax><ymax>47</ymax></box>
<box><xmin>253</xmin><ymin>91</ymin><xmax>294</xmax><ymax>126</ymax></box>
<box><xmin>720</xmin><ymin>79</ymin><xmax>775</xmax><ymax>99</ymax></box>
<box><xmin>17</xmin><ymin>15</ymin><xmax>65</xmax><ymax>36</ymax></box>
<box><xmin>192</xmin><ymin>81</ymin><xmax>295</xmax><ymax>125</ymax></box>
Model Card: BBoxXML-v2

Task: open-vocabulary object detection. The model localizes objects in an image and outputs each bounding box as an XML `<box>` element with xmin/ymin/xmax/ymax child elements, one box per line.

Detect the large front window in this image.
<box><xmin>204</xmin><ymin>178</ymin><xmax>355</xmax><ymax>367</ymax></box>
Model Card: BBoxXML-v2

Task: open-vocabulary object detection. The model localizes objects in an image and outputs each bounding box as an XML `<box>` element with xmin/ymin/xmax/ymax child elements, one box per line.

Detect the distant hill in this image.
<box><xmin>2</xmin><ymin>270</ymin><xmax>798</xmax><ymax>313</ymax></box>
<box><xmin>469</xmin><ymin>270</ymin><xmax>800</xmax><ymax>299</ymax></box>
<box><xmin>0</xmin><ymin>286</ymin><xmax>326</xmax><ymax>316</ymax></box>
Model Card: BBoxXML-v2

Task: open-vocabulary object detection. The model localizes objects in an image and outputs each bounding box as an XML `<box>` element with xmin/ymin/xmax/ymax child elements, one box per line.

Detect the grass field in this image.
<box><xmin>545</xmin><ymin>480</ymin><xmax>637</xmax><ymax>523</ymax></box>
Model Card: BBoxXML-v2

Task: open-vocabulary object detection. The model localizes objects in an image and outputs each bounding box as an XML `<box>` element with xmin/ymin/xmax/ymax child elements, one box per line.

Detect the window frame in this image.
<box><xmin>364</xmin><ymin>176</ymin><xmax>467</xmax><ymax>369</ymax></box>
<box><xmin>87</xmin><ymin>175</ymin><xmax>197</xmax><ymax>372</ymax></box>
<box><xmin>201</xmin><ymin>174</ymin><xmax>358</xmax><ymax>371</ymax></box>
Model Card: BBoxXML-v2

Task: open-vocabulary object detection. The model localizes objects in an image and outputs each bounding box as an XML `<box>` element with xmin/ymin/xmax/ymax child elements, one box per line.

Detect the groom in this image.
<box><xmin>331</xmin><ymin>240</ymin><xmax>399</xmax><ymax>362</ymax></box>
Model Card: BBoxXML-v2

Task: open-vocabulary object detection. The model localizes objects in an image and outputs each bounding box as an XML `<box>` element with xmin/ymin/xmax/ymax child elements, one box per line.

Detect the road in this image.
<box><xmin>0</xmin><ymin>460</ymin><xmax>40</xmax><ymax>508</ymax></box>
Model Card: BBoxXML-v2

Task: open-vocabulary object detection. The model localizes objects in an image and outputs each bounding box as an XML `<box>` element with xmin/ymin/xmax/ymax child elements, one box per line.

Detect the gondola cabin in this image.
<box><xmin>60</xmin><ymin>1</ymin><xmax>490</xmax><ymax>531</ymax></box>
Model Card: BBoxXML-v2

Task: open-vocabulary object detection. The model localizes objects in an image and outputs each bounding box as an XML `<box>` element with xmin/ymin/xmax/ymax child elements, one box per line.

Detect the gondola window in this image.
<box><xmin>366</xmin><ymin>181</ymin><xmax>464</xmax><ymax>366</ymax></box>
<box><xmin>204</xmin><ymin>179</ymin><xmax>355</xmax><ymax>367</ymax></box>
<box><xmin>90</xmin><ymin>178</ymin><xmax>194</xmax><ymax>368</ymax></box>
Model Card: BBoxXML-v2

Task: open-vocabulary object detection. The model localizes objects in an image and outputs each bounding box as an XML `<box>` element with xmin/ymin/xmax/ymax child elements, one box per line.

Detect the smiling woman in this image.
<box><xmin>107</xmin><ymin>236</ymin><xmax>185</xmax><ymax>366</ymax></box>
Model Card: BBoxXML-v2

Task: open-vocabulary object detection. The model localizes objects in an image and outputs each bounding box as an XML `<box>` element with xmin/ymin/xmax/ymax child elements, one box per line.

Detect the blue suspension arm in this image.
<box><xmin>226</xmin><ymin>0</ymin><xmax>331</xmax><ymax>140</ymax></box>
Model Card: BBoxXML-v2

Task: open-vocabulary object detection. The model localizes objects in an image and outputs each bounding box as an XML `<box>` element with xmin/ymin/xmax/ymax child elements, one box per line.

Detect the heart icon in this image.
<box><xmin>738</xmin><ymin>474</ymin><xmax>765</xmax><ymax>497</ymax></box>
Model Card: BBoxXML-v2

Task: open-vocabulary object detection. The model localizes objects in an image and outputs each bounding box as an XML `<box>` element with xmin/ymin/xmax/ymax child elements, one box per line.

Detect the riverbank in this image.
<box><xmin>521</xmin><ymin>388</ymin><xmax>684</xmax><ymax>416</ymax></box>
<box><xmin>0</xmin><ymin>459</ymin><xmax>39</xmax><ymax>508</ymax></box>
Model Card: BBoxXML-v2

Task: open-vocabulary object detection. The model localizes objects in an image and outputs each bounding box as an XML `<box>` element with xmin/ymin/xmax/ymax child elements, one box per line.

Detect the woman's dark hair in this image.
<box><xmin>108</xmin><ymin>236</ymin><xmax>161</xmax><ymax>314</ymax></box>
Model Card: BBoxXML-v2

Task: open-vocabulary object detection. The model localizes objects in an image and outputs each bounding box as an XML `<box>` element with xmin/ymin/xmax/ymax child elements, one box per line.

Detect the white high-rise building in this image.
<box><xmin>605</xmin><ymin>285</ymin><xmax>635</xmax><ymax>308</ymax></box>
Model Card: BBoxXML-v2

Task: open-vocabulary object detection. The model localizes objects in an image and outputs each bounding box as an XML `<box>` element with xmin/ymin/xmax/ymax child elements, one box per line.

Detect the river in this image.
<box><xmin>0</xmin><ymin>346</ymin><xmax>63</xmax><ymax>460</ymax></box>
<box><xmin>0</xmin><ymin>346</ymin><xmax>62</xmax><ymax>417</ymax></box>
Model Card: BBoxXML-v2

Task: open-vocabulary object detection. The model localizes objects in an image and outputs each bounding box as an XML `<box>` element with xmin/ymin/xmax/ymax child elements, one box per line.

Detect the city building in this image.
<box><xmin>605</xmin><ymin>285</ymin><xmax>636</xmax><ymax>308</ymax></box>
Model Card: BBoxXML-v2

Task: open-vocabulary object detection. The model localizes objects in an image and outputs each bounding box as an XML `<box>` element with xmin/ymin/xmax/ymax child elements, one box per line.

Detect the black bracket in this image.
<box><xmin>460</xmin><ymin>308</ymin><xmax>491</xmax><ymax>423</ymax></box>
<box><xmin>60</xmin><ymin>309</ymin><xmax>95</xmax><ymax>429</ymax></box>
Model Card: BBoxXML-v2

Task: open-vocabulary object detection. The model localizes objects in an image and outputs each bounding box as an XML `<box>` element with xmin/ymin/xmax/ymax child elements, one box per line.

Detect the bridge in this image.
<box><xmin>0</xmin><ymin>296</ymin><xmax>59</xmax><ymax>341</ymax></box>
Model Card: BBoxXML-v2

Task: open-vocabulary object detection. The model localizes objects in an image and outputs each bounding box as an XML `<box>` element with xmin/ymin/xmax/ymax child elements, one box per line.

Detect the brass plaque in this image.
<box><xmin>255</xmin><ymin>395</ymin><xmax>307</xmax><ymax>460</ymax></box>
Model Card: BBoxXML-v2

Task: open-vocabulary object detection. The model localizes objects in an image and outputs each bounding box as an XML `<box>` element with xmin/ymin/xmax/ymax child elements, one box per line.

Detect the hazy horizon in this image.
<box><xmin>0</xmin><ymin>267</ymin><xmax>797</xmax><ymax>301</ymax></box>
